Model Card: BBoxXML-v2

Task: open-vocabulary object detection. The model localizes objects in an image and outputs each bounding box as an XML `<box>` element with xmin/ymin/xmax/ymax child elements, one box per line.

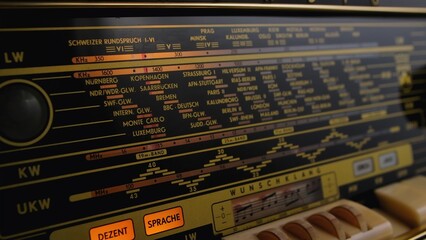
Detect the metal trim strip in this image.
<box><xmin>0</xmin><ymin>2</ymin><xmax>425</xmax><ymax>14</ymax></box>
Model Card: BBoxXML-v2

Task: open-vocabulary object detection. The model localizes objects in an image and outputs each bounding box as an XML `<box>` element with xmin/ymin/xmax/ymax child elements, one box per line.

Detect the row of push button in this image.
<box><xmin>223</xmin><ymin>199</ymin><xmax>393</xmax><ymax>240</ymax></box>
<box><xmin>89</xmin><ymin>206</ymin><xmax>184</xmax><ymax>240</ymax></box>
<box><xmin>353</xmin><ymin>152</ymin><xmax>397</xmax><ymax>177</ymax></box>
<box><xmin>224</xmin><ymin>176</ymin><xmax>426</xmax><ymax>240</ymax></box>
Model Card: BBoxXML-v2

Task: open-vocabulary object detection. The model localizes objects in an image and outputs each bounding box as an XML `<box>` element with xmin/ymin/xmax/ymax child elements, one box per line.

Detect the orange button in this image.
<box><xmin>144</xmin><ymin>206</ymin><xmax>184</xmax><ymax>235</ymax></box>
<box><xmin>90</xmin><ymin>219</ymin><xmax>134</xmax><ymax>240</ymax></box>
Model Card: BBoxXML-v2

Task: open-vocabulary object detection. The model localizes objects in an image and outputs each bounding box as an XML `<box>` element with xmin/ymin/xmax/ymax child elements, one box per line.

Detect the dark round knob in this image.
<box><xmin>0</xmin><ymin>80</ymin><xmax>51</xmax><ymax>146</ymax></box>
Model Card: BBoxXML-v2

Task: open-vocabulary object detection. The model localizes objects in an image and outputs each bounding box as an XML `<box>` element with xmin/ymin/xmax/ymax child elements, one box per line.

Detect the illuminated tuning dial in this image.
<box><xmin>0</xmin><ymin>80</ymin><xmax>52</xmax><ymax>147</ymax></box>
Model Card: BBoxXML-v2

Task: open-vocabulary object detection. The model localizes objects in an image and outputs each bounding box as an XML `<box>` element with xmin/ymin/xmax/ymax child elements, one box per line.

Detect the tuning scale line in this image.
<box><xmin>69</xmin><ymin>119</ymin><xmax>399</xmax><ymax>202</ymax></box>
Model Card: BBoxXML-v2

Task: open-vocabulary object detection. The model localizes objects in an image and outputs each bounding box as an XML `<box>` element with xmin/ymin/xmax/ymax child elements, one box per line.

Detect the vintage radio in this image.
<box><xmin>0</xmin><ymin>2</ymin><xmax>425</xmax><ymax>240</ymax></box>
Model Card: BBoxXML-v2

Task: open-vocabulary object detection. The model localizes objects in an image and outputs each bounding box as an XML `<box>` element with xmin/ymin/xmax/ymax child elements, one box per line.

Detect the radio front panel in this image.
<box><xmin>0</xmin><ymin>11</ymin><xmax>425</xmax><ymax>240</ymax></box>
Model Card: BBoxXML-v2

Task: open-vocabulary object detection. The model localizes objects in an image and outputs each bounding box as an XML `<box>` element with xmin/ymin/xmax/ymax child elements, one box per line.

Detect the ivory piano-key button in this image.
<box><xmin>401</xmin><ymin>175</ymin><xmax>426</xmax><ymax>191</ymax></box>
<box><xmin>282</xmin><ymin>220</ymin><xmax>318</xmax><ymax>240</ymax></box>
<box><xmin>257</xmin><ymin>229</ymin><xmax>290</xmax><ymax>240</ymax></box>
<box><xmin>375</xmin><ymin>182</ymin><xmax>426</xmax><ymax>227</ymax></box>
<box><xmin>331</xmin><ymin>200</ymin><xmax>393</xmax><ymax>240</ymax></box>
<box><xmin>307</xmin><ymin>211</ymin><xmax>346</xmax><ymax>240</ymax></box>
<box><xmin>373</xmin><ymin>209</ymin><xmax>411</xmax><ymax>238</ymax></box>
<box><xmin>329</xmin><ymin>204</ymin><xmax>368</xmax><ymax>232</ymax></box>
